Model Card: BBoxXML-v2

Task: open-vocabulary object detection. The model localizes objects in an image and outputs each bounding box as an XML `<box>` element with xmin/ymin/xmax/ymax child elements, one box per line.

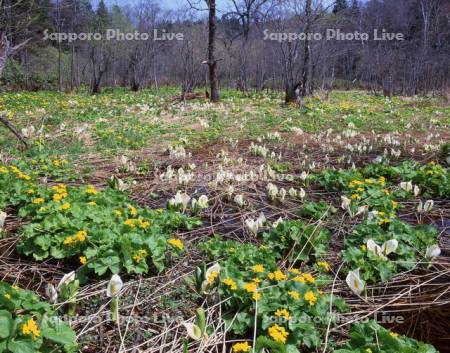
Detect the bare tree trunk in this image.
<box><xmin>0</xmin><ymin>33</ymin><xmax>31</xmax><ymax>77</ymax></box>
<box><xmin>299</xmin><ymin>0</ymin><xmax>312</xmax><ymax>98</ymax></box>
<box><xmin>206</xmin><ymin>0</ymin><xmax>220</xmax><ymax>103</ymax></box>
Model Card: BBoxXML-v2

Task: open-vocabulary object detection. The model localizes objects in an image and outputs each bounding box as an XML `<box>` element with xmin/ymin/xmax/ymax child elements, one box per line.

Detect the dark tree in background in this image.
<box><xmin>1</xmin><ymin>0</ymin><xmax>449</xmax><ymax>98</ymax></box>
<box><xmin>333</xmin><ymin>0</ymin><xmax>348</xmax><ymax>14</ymax></box>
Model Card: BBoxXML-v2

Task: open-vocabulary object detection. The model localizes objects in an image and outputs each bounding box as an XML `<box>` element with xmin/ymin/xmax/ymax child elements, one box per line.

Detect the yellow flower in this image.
<box><xmin>128</xmin><ymin>205</ymin><xmax>137</xmax><ymax>216</ymax></box>
<box><xmin>87</xmin><ymin>201</ymin><xmax>96</xmax><ymax>206</ymax></box>
<box><xmin>26</xmin><ymin>189</ymin><xmax>35</xmax><ymax>194</ymax></box>
<box><xmin>268</xmin><ymin>324</ymin><xmax>289</xmax><ymax>343</ymax></box>
<box><xmin>360</xmin><ymin>244</ymin><xmax>367</xmax><ymax>252</ymax></box>
<box><xmin>289</xmin><ymin>268</ymin><xmax>301</xmax><ymax>274</ymax></box>
<box><xmin>252</xmin><ymin>292</ymin><xmax>261</xmax><ymax>301</ymax></box>
<box><xmin>232</xmin><ymin>342</ymin><xmax>251</xmax><ymax>353</ymax></box>
<box><xmin>378</xmin><ymin>218</ymin><xmax>391</xmax><ymax>225</ymax></box>
<box><xmin>168</xmin><ymin>238</ymin><xmax>183</xmax><ymax>250</ymax></box>
<box><xmin>317</xmin><ymin>261</ymin><xmax>331</xmax><ymax>272</ymax></box>
<box><xmin>288</xmin><ymin>291</ymin><xmax>300</xmax><ymax>300</ymax></box>
<box><xmin>304</xmin><ymin>291</ymin><xmax>317</xmax><ymax>305</ymax></box>
<box><xmin>349</xmin><ymin>180</ymin><xmax>364</xmax><ymax>188</ymax></box>
<box><xmin>293</xmin><ymin>275</ymin><xmax>306</xmax><ymax>283</ymax></box>
<box><xmin>59</xmin><ymin>202</ymin><xmax>71</xmax><ymax>211</ymax></box>
<box><xmin>268</xmin><ymin>270</ymin><xmax>287</xmax><ymax>281</ymax></box>
<box><xmin>351</xmin><ymin>194</ymin><xmax>361</xmax><ymax>200</ymax></box>
<box><xmin>383</xmin><ymin>189</ymin><xmax>390</xmax><ymax>195</ymax></box>
<box><xmin>114</xmin><ymin>210</ymin><xmax>122</xmax><ymax>217</ymax></box>
<box><xmin>79</xmin><ymin>256</ymin><xmax>87</xmax><ymax>265</ymax></box>
<box><xmin>303</xmin><ymin>273</ymin><xmax>315</xmax><ymax>284</ymax></box>
<box><xmin>365</xmin><ymin>178</ymin><xmax>374</xmax><ymax>184</ymax></box>
<box><xmin>356</xmin><ymin>187</ymin><xmax>364</xmax><ymax>192</ymax></box>
<box><xmin>390</xmin><ymin>332</ymin><xmax>399</xmax><ymax>339</ymax></box>
<box><xmin>53</xmin><ymin>193</ymin><xmax>67</xmax><ymax>201</ymax></box>
<box><xmin>207</xmin><ymin>271</ymin><xmax>219</xmax><ymax>285</ymax></box>
<box><xmin>32</xmin><ymin>198</ymin><xmax>44</xmax><ymax>204</ymax></box>
<box><xmin>252</xmin><ymin>278</ymin><xmax>262</xmax><ymax>284</ymax></box>
<box><xmin>252</xmin><ymin>264</ymin><xmax>265</xmax><ymax>273</ymax></box>
<box><xmin>63</xmin><ymin>230</ymin><xmax>87</xmax><ymax>245</ymax></box>
<box><xmin>138</xmin><ymin>219</ymin><xmax>150</xmax><ymax>229</ymax></box>
<box><xmin>86</xmin><ymin>185</ymin><xmax>98</xmax><ymax>195</ymax></box>
<box><xmin>133</xmin><ymin>249</ymin><xmax>148</xmax><ymax>263</ymax></box>
<box><xmin>392</xmin><ymin>200</ymin><xmax>398</xmax><ymax>209</ymax></box>
<box><xmin>123</xmin><ymin>219</ymin><xmax>136</xmax><ymax>228</ymax></box>
<box><xmin>222</xmin><ymin>278</ymin><xmax>237</xmax><ymax>290</ymax></box>
<box><xmin>378</xmin><ymin>176</ymin><xmax>386</xmax><ymax>186</ymax></box>
<box><xmin>21</xmin><ymin>318</ymin><xmax>40</xmax><ymax>340</ymax></box>
<box><xmin>274</xmin><ymin>308</ymin><xmax>291</xmax><ymax>320</ymax></box>
<box><xmin>0</xmin><ymin>166</ymin><xmax>9</xmax><ymax>174</ymax></box>
<box><xmin>4</xmin><ymin>293</ymin><xmax>11</xmax><ymax>300</ymax></box>
<box><xmin>243</xmin><ymin>282</ymin><xmax>258</xmax><ymax>293</ymax></box>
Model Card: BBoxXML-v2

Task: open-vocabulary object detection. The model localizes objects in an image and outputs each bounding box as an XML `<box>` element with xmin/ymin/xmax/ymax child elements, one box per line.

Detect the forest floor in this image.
<box><xmin>0</xmin><ymin>89</ymin><xmax>449</xmax><ymax>353</ymax></box>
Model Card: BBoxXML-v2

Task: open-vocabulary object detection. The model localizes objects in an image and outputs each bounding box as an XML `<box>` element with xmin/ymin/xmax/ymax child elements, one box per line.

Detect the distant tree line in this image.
<box><xmin>1</xmin><ymin>0</ymin><xmax>449</xmax><ymax>102</ymax></box>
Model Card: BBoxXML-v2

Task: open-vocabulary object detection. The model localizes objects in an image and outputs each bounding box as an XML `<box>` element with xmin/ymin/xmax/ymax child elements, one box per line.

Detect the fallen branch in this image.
<box><xmin>0</xmin><ymin>114</ymin><xmax>29</xmax><ymax>149</ymax></box>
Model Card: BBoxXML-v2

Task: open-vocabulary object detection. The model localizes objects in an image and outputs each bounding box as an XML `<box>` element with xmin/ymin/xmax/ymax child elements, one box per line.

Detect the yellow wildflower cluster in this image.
<box><xmin>128</xmin><ymin>205</ymin><xmax>138</xmax><ymax>216</ymax></box>
<box><xmin>252</xmin><ymin>264</ymin><xmax>265</xmax><ymax>273</ymax></box>
<box><xmin>207</xmin><ymin>271</ymin><xmax>219</xmax><ymax>285</ymax></box>
<box><xmin>63</xmin><ymin>230</ymin><xmax>87</xmax><ymax>245</ymax></box>
<box><xmin>123</xmin><ymin>219</ymin><xmax>136</xmax><ymax>228</ymax></box>
<box><xmin>268</xmin><ymin>324</ymin><xmax>289</xmax><ymax>343</ymax></box>
<box><xmin>33</xmin><ymin>198</ymin><xmax>45</xmax><ymax>204</ymax></box>
<box><xmin>52</xmin><ymin>184</ymin><xmax>68</xmax><ymax>201</ymax></box>
<box><xmin>114</xmin><ymin>210</ymin><xmax>122</xmax><ymax>217</ymax></box>
<box><xmin>304</xmin><ymin>291</ymin><xmax>318</xmax><ymax>305</ymax></box>
<box><xmin>59</xmin><ymin>202</ymin><xmax>71</xmax><ymax>211</ymax></box>
<box><xmin>168</xmin><ymin>238</ymin><xmax>183</xmax><ymax>250</ymax></box>
<box><xmin>267</xmin><ymin>270</ymin><xmax>287</xmax><ymax>281</ymax></box>
<box><xmin>86</xmin><ymin>185</ymin><xmax>98</xmax><ymax>195</ymax></box>
<box><xmin>21</xmin><ymin>318</ymin><xmax>40</xmax><ymax>340</ymax></box>
<box><xmin>79</xmin><ymin>256</ymin><xmax>87</xmax><ymax>265</ymax></box>
<box><xmin>348</xmin><ymin>179</ymin><xmax>364</xmax><ymax>189</ymax></box>
<box><xmin>232</xmin><ymin>342</ymin><xmax>251</xmax><ymax>353</ymax></box>
<box><xmin>243</xmin><ymin>282</ymin><xmax>260</xmax><ymax>300</ymax></box>
<box><xmin>138</xmin><ymin>218</ymin><xmax>150</xmax><ymax>229</ymax></box>
<box><xmin>288</xmin><ymin>291</ymin><xmax>301</xmax><ymax>300</ymax></box>
<box><xmin>389</xmin><ymin>332</ymin><xmax>399</xmax><ymax>339</ymax></box>
<box><xmin>10</xmin><ymin>166</ymin><xmax>31</xmax><ymax>180</ymax></box>
<box><xmin>0</xmin><ymin>166</ymin><xmax>9</xmax><ymax>174</ymax></box>
<box><xmin>133</xmin><ymin>249</ymin><xmax>148</xmax><ymax>263</ymax></box>
<box><xmin>317</xmin><ymin>261</ymin><xmax>331</xmax><ymax>272</ymax></box>
<box><xmin>293</xmin><ymin>272</ymin><xmax>315</xmax><ymax>284</ymax></box>
<box><xmin>222</xmin><ymin>278</ymin><xmax>238</xmax><ymax>290</ymax></box>
<box><xmin>274</xmin><ymin>308</ymin><xmax>291</xmax><ymax>320</ymax></box>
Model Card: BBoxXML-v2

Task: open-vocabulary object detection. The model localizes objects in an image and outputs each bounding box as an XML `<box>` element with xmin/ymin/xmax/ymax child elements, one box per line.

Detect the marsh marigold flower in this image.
<box><xmin>304</xmin><ymin>291</ymin><xmax>318</xmax><ymax>305</ymax></box>
<box><xmin>317</xmin><ymin>261</ymin><xmax>331</xmax><ymax>272</ymax></box>
<box><xmin>21</xmin><ymin>318</ymin><xmax>40</xmax><ymax>340</ymax></box>
<box><xmin>222</xmin><ymin>278</ymin><xmax>237</xmax><ymax>290</ymax></box>
<box><xmin>288</xmin><ymin>291</ymin><xmax>300</xmax><ymax>300</ymax></box>
<box><xmin>274</xmin><ymin>308</ymin><xmax>291</xmax><ymax>320</ymax></box>
<box><xmin>268</xmin><ymin>324</ymin><xmax>289</xmax><ymax>343</ymax></box>
<box><xmin>268</xmin><ymin>270</ymin><xmax>287</xmax><ymax>281</ymax></box>
<box><xmin>252</xmin><ymin>264</ymin><xmax>265</xmax><ymax>273</ymax></box>
<box><xmin>168</xmin><ymin>238</ymin><xmax>183</xmax><ymax>250</ymax></box>
<box><xmin>232</xmin><ymin>342</ymin><xmax>251</xmax><ymax>353</ymax></box>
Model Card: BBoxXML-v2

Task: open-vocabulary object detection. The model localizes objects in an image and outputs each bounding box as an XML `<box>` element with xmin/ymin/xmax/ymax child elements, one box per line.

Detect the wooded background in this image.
<box><xmin>1</xmin><ymin>0</ymin><xmax>449</xmax><ymax>100</ymax></box>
